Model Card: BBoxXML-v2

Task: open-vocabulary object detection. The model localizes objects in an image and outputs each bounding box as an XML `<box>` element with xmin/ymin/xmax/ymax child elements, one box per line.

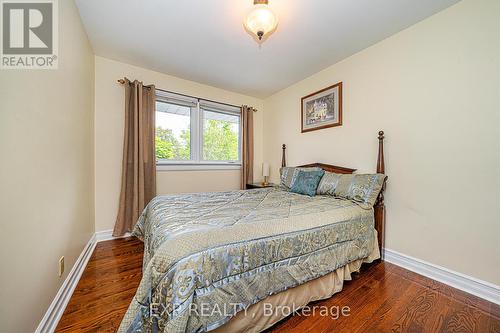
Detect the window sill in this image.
<box><xmin>156</xmin><ymin>163</ymin><xmax>242</xmax><ymax>171</ymax></box>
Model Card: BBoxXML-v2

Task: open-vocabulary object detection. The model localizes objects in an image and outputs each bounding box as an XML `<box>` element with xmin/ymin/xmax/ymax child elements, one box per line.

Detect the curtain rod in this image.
<box><xmin>117</xmin><ymin>78</ymin><xmax>257</xmax><ymax>112</ymax></box>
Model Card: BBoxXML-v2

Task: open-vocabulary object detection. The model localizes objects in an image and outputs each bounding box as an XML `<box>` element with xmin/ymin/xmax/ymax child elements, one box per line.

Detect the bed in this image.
<box><xmin>119</xmin><ymin>131</ymin><xmax>388</xmax><ymax>333</ymax></box>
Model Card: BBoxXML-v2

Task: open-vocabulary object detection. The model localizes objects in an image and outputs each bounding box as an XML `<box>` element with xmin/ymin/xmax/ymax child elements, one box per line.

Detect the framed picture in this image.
<box><xmin>301</xmin><ymin>82</ymin><xmax>342</xmax><ymax>133</ymax></box>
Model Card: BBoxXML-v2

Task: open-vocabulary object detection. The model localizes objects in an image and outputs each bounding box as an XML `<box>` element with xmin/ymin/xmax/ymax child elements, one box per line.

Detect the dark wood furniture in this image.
<box><xmin>246</xmin><ymin>182</ymin><xmax>278</xmax><ymax>189</ymax></box>
<box><xmin>281</xmin><ymin>130</ymin><xmax>388</xmax><ymax>260</ymax></box>
<box><xmin>298</xmin><ymin>162</ymin><xmax>356</xmax><ymax>174</ymax></box>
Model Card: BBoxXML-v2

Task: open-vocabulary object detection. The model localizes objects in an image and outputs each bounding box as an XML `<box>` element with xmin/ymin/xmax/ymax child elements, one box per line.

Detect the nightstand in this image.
<box><xmin>246</xmin><ymin>182</ymin><xmax>278</xmax><ymax>189</ymax></box>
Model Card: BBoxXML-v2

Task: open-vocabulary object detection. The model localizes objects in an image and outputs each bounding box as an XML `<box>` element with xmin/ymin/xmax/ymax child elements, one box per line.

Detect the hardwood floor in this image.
<box><xmin>56</xmin><ymin>237</ymin><xmax>499</xmax><ymax>333</ymax></box>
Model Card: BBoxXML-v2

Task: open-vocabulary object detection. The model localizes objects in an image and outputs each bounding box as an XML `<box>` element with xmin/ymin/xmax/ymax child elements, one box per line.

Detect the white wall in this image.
<box><xmin>156</xmin><ymin>170</ymin><xmax>241</xmax><ymax>195</ymax></box>
<box><xmin>94</xmin><ymin>56</ymin><xmax>264</xmax><ymax>232</ymax></box>
<box><xmin>0</xmin><ymin>1</ymin><xmax>95</xmax><ymax>332</ymax></box>
<box><xmin>263</xmin><ymin>0</ymin><xmax>500</xmax><ymax>285</ymax></box>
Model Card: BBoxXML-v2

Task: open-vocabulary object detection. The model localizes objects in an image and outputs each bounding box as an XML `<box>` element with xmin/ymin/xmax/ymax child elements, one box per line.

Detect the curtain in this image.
<box><xmin>113</xmin><ymin>79</ymin><xmax>156</xmax><ymax>236</ymax></box>
<box><xmin>241</xmin><ymin>105</ymin><xmax>255</xmax><ymax>189</ymax></box>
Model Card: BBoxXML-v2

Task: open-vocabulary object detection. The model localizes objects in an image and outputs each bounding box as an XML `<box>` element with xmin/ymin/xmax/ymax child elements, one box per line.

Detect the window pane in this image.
<box><xmin>202</xmin><ymin>110</ymin><xmax>240</xmax><ymax>161</ymax></box>
<box><xmin>155</xmin><ymin>101</ymin><xmax>190</xmax><ymax>160</ymax></box>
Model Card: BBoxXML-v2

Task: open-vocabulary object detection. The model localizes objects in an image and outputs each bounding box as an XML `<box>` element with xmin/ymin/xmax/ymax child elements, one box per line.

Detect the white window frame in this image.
<box><xmin>155</xmin><ymin>90</ymin><xmax>242</xmax><ymax>171</ymax></box>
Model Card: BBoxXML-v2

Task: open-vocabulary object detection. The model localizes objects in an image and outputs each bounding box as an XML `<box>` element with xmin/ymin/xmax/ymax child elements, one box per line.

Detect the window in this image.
<box><xmin>155</xmin><ymin>100</ymin><xmax>191</xmax><ymax>161</ymax></box>
<box><xmin>155</xmin><ymin>90</ymin><xmax>241</xmax><ymax>169</ymax></box>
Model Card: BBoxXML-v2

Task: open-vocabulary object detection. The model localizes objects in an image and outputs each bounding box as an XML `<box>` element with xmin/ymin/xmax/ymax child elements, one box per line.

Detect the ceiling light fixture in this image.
<box><xmin>244</xmin><ymin>0</ymin><xmax>278</xmax><ymax>43</ymax></box>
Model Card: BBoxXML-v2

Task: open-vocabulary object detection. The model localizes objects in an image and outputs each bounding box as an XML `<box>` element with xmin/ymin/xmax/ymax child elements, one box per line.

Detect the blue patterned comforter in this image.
<box><xmin>119</xmin><ymin>188</ymin><xmax>378</xmax><ymax>332</ymax></box>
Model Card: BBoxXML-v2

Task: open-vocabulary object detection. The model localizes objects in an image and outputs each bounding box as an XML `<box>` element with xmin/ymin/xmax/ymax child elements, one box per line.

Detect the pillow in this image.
<box><xmin>289</xmin><ymin>170</ymin><xmax>325</xmax><ymax>197</ymax></box>
<box><xmin>317</xmin><ymin>171</ymin><xmax>385</xmax><ymax>209</ymax></box>
<box><xmin>316</xmin><ymin>171</ymin><xmax>342</xmax><ymax>195</ymax></box>
<box><xmin>280</xmin><ymin>166</ymin><xmax>322</xmax><ymax>190</ymax></box>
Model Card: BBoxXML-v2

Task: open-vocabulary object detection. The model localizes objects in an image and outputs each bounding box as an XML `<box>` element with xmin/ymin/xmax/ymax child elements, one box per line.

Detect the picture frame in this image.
<box><xmin>301</xmin><ymin>82</ymin><xmax>343</xmax><ymax>133</ymax></box>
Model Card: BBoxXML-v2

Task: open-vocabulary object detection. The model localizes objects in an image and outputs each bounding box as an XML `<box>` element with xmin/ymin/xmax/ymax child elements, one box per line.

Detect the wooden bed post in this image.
<box><xmin>282</xmin><ymin>144</ymin><xmax>287</xmax><ymax>167</ymax></box>
<box><xmin>375</xmin><ymin>131</ymin><xmax>387</xmax><ymax>261</ymax></box>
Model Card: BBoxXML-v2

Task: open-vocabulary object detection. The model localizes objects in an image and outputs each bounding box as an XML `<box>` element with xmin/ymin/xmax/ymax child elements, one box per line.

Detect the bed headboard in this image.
<box><xmin>298</xmin><ymin>163</ymin><xmax>356</xmax><ymax>174</ymax></box>
<box><xmin>281</xmin><ymin>131</ymin><xmax>388</xmax><ymax>260</ymax></box>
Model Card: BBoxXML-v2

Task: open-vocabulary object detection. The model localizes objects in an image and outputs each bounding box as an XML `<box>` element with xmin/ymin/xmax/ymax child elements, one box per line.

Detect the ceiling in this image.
<box><xmin>75</xmin><ymin>0</ymin><xmax>460</xmax><ymax>98</ymax></box>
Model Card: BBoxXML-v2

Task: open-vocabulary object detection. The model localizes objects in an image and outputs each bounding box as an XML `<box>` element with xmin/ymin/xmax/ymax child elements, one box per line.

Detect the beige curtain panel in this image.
<box><xmin>113</xmin><ymin>79</ymin><xmax>156</xmax><ymax>236</ymax></box>
<box><xmin>241</xmin><ymin>105</ymin><xmax>255</xmax><ymax>189</ymax></box>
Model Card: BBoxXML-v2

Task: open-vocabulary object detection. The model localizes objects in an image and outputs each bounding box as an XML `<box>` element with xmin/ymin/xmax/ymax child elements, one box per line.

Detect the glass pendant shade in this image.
<box><xmin>244</xmin><ymin>3</ymin><xmax>278</xmax><ymax>42</ymax></box>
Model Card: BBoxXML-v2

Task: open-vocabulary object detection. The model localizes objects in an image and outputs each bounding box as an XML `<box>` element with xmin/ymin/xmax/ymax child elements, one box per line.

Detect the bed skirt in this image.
<box><xmin>211</xmin><ymin>231</ymin><xmax>380</xmax><ymax>333</ymax></box>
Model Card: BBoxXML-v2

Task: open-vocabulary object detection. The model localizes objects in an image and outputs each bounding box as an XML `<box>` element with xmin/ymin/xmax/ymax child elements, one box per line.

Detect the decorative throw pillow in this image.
<box><xmin>316</xmin><ymin>171</ymin><xmax>342</xmax><ymax>195</ymax></box>
<box><xmin>321</xmin><ymin>173</ymin><xmax>385</xmax><ymax>209</ymax></box>
<box><xmin>289</xmin><ymin>170</ymin><xmax>325</xmax><ymax>197</ymax></box>
<box><xmin>280</xmin><ymin>166</ymin><xmax>322</xmax><ymax>190</ymax></box>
